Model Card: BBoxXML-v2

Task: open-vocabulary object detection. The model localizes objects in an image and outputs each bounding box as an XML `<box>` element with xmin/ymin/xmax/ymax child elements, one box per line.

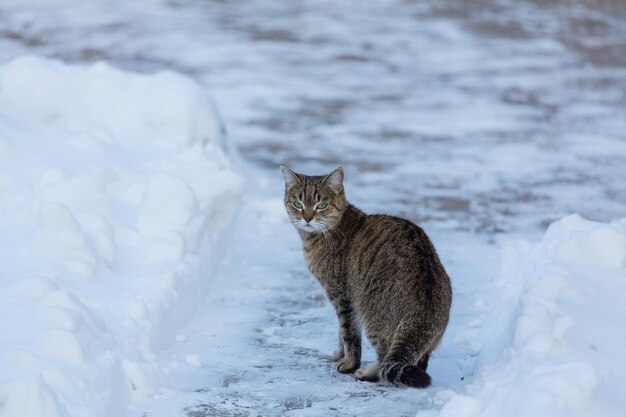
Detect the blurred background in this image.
<box><xmin>2</xmin><ymin>2</ymin><xmax>626</xmax><ymax>416</ymax></box>
<box><xmin>2</xmin><ymin>0</ymin><xmax>625</xmax><ymax>238</ymax></box>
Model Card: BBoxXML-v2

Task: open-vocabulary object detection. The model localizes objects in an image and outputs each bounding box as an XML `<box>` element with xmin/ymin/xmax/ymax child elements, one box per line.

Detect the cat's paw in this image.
<box><xmin>331</xmin><ymin>348</ymin><xmax>344</xmax><ymax>362</ymax></box>
<box><xmin>355</xmin><ymin>366</ymin><xmax>380</xmax><ymax>382</ymax></box>
<box><xmin>336</xmin><ymin>358</ymin><xmax>359</xmax><ymax>374</ymax></box>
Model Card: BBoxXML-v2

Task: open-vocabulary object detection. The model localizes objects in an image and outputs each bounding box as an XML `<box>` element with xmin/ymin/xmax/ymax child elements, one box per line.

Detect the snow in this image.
<box><xmin>185</xmin><ymin>355</ymin><xmax>203</xmax><ymax>369</ymax></box>
<box><xmin>0</xmin><ymin>56</ymin><xmax>241</xmax><ymax>417</ymax></box>
<box><xmin>1</xmin><ymin>0</ymin><xmax>626</xmax><ymax>416</ymax></box>
<box><xmin>0</xmin><ymin>56</ymin><xmax>222</xmax><ymax>150</ymax></box>
<box><xmin>425</xmin><ymin>215</ymin><xmax>626</xmax><ymax>417</ymax></box>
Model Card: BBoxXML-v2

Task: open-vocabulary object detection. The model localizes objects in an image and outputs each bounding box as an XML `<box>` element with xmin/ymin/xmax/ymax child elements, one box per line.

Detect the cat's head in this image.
<box><xmin>281</xmin><ymin>166</ymin><xmax>347</xmax><ymax>233</ymax></box>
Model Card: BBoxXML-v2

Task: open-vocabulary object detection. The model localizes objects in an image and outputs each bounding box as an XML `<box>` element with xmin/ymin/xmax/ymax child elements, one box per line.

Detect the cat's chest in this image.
<box><xmin>302</xmin><ymin>238</ymin><xmax>341</xmax><ymax>282</ymax></box>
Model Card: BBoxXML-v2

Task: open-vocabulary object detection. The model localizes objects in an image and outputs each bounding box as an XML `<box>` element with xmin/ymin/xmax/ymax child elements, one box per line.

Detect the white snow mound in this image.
<box><xmin>0</xmin><ymin>55</ymin><xmax>223</xmax><ymax>149</ymax></box>
<box><xmin>423</xmin><ymin>214</ymin><xmax>626</xmax><ymax>417</ymax></box>
<box><xmin>0</xmin><ymin>56</ymin><xmax>242</xmax><ymax>417</ymax></box>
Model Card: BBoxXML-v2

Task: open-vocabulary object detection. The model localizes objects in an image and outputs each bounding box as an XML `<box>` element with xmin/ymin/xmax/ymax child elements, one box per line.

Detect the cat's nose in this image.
<box><xmin>303</xmin><ymin>211</ymin><xmax>314</xmax><ymax>223</ymax></box>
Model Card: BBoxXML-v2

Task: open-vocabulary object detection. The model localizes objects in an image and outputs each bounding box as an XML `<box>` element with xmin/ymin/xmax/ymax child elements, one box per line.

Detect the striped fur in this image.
<box><xmin>281</xmin><ymin>166</ymin><xmax>452</xmax><ymax>388</ymax></box>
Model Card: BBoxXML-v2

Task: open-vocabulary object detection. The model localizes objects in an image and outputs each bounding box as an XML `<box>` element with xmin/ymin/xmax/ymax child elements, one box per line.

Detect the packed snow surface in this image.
<box><xmin>0</xmin><ymin>56</ymin><xmax>241</xmax><ymax>417</ymax></box>
<box><xmin>1</xmin><ymin>0</ymin><xmax>626</xmax><ymax>416</ymax></box>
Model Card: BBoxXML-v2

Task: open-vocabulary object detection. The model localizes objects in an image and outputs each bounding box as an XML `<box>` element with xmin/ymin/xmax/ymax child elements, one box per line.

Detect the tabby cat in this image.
<box><xmin>281</xmin><ymin>166</ymin><xmax>452</xmax><ymax>388</ymax></box>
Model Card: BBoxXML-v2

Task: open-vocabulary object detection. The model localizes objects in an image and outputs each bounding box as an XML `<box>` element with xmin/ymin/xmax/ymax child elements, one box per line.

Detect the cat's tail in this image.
<box><xmin>380</xmin><ymin>361</ymin><xmax>431</xmax><ymax>388</ymax></box>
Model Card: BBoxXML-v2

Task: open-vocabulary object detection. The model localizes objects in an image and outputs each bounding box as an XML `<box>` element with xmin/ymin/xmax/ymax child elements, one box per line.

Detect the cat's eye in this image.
<box><xmin>316</xmin><ymin>202</ymin><xmax>328</xmax><ymax>210</ymax></box>
<box><xmin>293</xmin><ymin>201</ymin><xmax>303</xmax><ymax>209</ymax></box>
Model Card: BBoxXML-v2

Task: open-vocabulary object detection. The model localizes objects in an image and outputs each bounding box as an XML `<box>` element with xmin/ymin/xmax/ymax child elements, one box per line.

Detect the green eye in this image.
<box><xmin>316</xmin><ymin>202</ymin><xmax>328</xmax><ymax>210</ymax></box>
<box><xmin>293</xmin><ymin>201</ymin><xmax>303</xmax><ymax>209</ymax></box>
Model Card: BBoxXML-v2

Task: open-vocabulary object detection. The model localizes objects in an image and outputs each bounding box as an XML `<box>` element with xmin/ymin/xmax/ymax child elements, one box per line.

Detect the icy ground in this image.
<box><xmin>1</xmin><ymin>0</ymin><xmax>626</xmax><ymax>416</ymax></box>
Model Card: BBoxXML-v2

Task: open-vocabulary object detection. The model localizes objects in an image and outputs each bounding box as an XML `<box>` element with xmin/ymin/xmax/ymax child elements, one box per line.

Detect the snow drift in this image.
<box><xmin>423</xmin><ymin>214</ymin><xmax>626</xmax><ymax>417</ymax></box>
<box><xmin>0</xmin><ymin>56</ymin><xmax>241</xmax><ymax>417</ymax></box>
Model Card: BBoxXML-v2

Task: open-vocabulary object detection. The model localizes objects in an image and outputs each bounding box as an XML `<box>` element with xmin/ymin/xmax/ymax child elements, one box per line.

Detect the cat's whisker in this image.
<box><xmin>320</xmin><ymin>220</ymin><xmax>345</xmax><ymax>242</ymax></box>
<box><xmin>320</xmin><ymin>229</ymin><xmax>328</xmax><ymax>250</ymax></box>
<box><xmin>329</xmin><ymin>230</ymin><xmax>343</xmax><ymax>243</ymax></box>
<box><xmin>328</xmin><ymin>224</ymin><xmax>345</xmax><ymax>239</ymax></box>
<box><xmin>326</xmin><ymin>228</ymin><xmax>336</xmax><ymax>248</ymax></box>
<box><xmin>320</xmin><ymin>227</ymin><xmax>333</xmax><ymax>251</ymax></box>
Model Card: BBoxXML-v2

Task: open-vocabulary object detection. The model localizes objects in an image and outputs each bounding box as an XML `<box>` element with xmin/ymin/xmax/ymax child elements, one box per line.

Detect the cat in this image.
<box><xmin>281</xmin><ymin>165</ymin><xmax>452</xmax><ymax>388</ymax></box>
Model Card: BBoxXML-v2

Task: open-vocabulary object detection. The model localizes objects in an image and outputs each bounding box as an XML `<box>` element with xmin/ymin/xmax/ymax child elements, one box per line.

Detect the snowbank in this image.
<box><xmin>0</xmin><ymin>56</ymin><xmax>241</xmax><ymax>417</ymax></box>
<box><xmin>422</xmin><ymin>215</ymin><xmax>626</xmax><ymax>417</ymax></box>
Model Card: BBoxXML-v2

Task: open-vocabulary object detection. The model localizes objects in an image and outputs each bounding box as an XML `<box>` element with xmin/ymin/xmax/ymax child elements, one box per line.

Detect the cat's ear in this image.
<box><xmin>323</xmin><ymin>167</ymin><xmax>344</xmax><ymax>194</ymax></box>
<box><xmin>281</xmin><ymin>165</ymin><xmax>302</xmax><ymax>188</ymax></box>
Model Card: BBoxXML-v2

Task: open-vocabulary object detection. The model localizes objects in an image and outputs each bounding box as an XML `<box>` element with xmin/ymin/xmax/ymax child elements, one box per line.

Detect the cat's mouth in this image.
<box><xmin>296</xmin><ymin>220</ymin><xmax>323</xmax><ymax>233</ymax></box>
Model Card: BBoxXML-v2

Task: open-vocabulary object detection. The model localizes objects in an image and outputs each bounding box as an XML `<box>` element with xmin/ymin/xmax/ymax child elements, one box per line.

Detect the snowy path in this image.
<box><xmin>128</xmin><ymin>188</ymin><xmax>497</xmax><ymax>417</ymax></box>
<box><xmin>1</xmin><ymin>0</ymin><xmax>626</xmax><ymax>416</ymax></box>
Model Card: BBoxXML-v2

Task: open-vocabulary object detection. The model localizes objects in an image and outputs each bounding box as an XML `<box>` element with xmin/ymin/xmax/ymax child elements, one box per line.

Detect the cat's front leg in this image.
<box><xmin>333</xmin><ymin>297</ymin><xmax>361</xmax><ymax>373</ymax></box>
